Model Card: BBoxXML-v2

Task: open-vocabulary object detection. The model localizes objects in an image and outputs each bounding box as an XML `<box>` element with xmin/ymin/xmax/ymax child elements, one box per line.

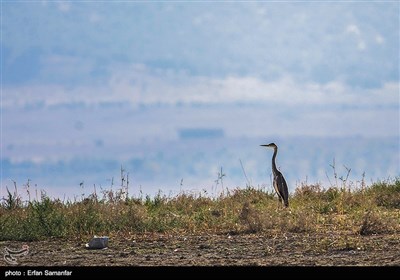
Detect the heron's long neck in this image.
<box><xmin>272</xmin><ymin>147</ymin><xmax>278</xmax><ymax>173</ymax></box>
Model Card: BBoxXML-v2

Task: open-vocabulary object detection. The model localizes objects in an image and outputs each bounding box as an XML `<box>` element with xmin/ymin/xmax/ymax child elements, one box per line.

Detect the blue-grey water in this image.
<box><xmin>2</xmin><ymin>134</ymin><xmax>398</xmax><ymax>200</ymax></box>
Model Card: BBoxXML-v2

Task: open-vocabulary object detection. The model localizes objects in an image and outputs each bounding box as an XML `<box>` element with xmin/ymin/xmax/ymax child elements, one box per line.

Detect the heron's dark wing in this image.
<box><xmin>276</xmin><ymin>172</ymin><xmax>289</xmax><ymax>207</ymax></box>
<box><xmin>272</xmin><ymin>178</ymin><xmax>281</xmax><ymax>199</ymax></box>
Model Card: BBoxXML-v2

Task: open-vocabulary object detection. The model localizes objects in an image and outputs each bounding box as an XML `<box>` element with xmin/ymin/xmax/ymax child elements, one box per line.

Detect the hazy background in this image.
<box><xmin>1</xmin><ymin>1</ymin><xmax>399</xmax><ymax>200</ymax></box>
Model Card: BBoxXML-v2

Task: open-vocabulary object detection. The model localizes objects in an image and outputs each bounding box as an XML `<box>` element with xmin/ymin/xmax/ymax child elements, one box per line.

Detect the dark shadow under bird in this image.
<box><xmin>261</xmin><ymin>143</ymin><xmax>289</xmax><ymax>207</ymax></box>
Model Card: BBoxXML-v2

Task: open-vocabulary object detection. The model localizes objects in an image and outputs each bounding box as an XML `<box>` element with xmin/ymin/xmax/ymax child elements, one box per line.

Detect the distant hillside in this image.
<box><xmin>178</xmin><ymin>128</ymin><xmax>224</xmax><ymax>139</ymax></box>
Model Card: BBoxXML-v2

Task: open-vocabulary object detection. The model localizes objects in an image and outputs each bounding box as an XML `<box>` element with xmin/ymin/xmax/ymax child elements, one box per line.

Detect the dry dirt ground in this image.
<box><xmin>1</xmin><ymin>232</ymin><xmax>399</xmax><ymax>267</ymax></box>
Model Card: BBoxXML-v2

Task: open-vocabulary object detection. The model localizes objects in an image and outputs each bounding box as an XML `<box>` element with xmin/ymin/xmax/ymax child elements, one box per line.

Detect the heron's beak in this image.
<box><xmin>260</xmin><ymin>144</ymin><xmax>269</xmax><ymax>147</ymax></box>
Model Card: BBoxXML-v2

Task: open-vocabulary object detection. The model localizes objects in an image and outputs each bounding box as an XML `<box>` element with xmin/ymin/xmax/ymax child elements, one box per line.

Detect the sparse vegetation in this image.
<box><xmin>1</xmin><ymin>177</ymin><xmax>399</xmax><ymax>242</ymax></box>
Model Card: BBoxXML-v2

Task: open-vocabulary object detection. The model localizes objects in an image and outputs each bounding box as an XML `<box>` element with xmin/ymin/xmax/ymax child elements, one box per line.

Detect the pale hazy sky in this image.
<box><xmin>3</xmin><ymin>1</ymin><xmax>398</xmax><ymax>103</ymax></box>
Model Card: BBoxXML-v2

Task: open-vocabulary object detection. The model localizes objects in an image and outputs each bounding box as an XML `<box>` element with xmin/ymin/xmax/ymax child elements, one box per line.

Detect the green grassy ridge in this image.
<box><xmin>1</xmin><ymin>179</ymin><xmax>399</xmax><ymax>241</ymax></box>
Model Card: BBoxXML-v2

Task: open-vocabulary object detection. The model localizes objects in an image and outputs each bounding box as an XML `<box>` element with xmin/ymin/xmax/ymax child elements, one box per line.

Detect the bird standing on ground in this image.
<box><xmin>260</xmin><ymin>143</ymin><xmax>289</xmax><ymax>207</ymax></box>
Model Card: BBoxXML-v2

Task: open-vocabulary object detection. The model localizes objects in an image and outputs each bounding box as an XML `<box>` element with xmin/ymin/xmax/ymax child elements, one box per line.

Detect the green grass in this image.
<box><xmin>1</xmin><ymin>178</ymin><xmax>399</xmax><ymax>241</ymax></box>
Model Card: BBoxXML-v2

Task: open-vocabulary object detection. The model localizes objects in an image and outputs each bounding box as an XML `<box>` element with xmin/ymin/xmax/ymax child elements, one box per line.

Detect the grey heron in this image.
<box><xmin>260</xmin><ymin>143</ymin><xmax>289</xmax><ymax>207</ymax></box>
